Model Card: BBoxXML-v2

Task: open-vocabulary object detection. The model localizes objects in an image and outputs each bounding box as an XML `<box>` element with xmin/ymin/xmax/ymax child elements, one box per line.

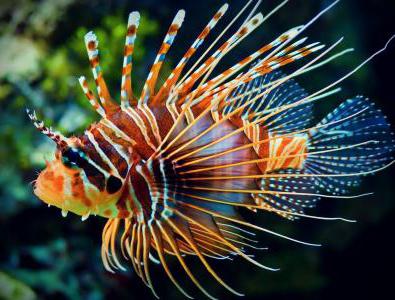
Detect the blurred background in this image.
<box><xmin>0</xmin><ymin>0</ymin><xmax>394</xmax><ymax>299</ymax></box>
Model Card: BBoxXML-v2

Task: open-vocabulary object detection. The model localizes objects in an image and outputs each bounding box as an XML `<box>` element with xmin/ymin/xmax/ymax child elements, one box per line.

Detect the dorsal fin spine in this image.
<box><xmin>78</xmin><ymin>76</ymin><xmax>106</xmax><ymax>117</ymax></box>
<box><xmin>121</xmin><ymin>11</ymin><xmax>140</xmax><ymax>108</ymax></box>
<box><xmin>84</xmin><ymin>31</ymin><xmax>117</xmax><ymax>112</ymax></box>
<box><xmin>153</xmin><ymin>3</ymin><xmax>229</xmax><ymax>106</ymax></box>
<box><xmin>139</xmin><ymin>10</ymin><xmax>185</xmax><ymax>106</ymax></box>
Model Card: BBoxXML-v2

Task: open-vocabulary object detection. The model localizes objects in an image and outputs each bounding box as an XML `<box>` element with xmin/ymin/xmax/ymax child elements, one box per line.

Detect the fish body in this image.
<box><xmin>29</xmin><ymin>1</ymin><xmax>394</xmax><ymax>298</ymax></box>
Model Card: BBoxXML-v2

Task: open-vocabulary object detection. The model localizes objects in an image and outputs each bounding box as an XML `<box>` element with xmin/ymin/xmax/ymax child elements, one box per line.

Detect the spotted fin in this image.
<box><xmin>306</xmin><ymin>96</ymin><xmax>395</xmax><ymax>195</ymax></box>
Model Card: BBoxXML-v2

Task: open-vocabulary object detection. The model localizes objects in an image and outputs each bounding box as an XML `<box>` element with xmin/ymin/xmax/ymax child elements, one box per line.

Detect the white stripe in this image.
<box><xmin>124</xmin><ymin>107</ymin><xmax>156</xmax><ymax>150</ymax></box>
<box><xmin>166</xmin><ymin>102</ymin><xmax>179</xmax><ymax>122</ymax></box>
<box><xmin>135</xmin><ymin>163</ymin><xmax>159</xmax><ymax>223</ymax></box>
<box><xmin>96</xmin><ymin>128</ymin><xmax>130</xmax><ymax>164</ymax></box>
<box><xmin>79</xmin><ymin>171</ymin><xmax>101</xmax><ymax>214</ymax></box>
<box><xmin>140</xmin><ymin>104</ymin><xmax>162</xmax><ymax>144</ymax></box>
<box><xmin>127</xmin><ymin>177</ymin><xmax>144</xmax><ymax>222</ymax></box>
<box><xmin>86</xmin><ymin>131</ymin><xmax>121</xmax><ymax>178</ymax></box>
<box><xmin>101</xmin><ymin>118</ymin><xmax>137</xmax><ymax>145</ymax></box>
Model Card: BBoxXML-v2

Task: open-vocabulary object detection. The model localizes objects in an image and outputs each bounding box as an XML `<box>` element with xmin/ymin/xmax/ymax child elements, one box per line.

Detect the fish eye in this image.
<box><xmin>106</xmin><ymin>175</ymin><xmax>123</xmax><ymax>194</ymax></box>
<box><xmin>62</xmin><ymin>147</ymin><xmax>83</xmax><ymax>168</ymax></box>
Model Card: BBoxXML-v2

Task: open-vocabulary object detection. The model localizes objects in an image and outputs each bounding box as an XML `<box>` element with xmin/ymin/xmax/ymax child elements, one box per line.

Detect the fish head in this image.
<box><xmin>34</xmin><ymin>139</ymin><xmax>125</xmax><ymax>219</ymax></box>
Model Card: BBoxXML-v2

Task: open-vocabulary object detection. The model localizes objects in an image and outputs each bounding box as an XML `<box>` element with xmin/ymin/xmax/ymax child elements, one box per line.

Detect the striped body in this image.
<box><xmin>65</xmin><ymin>99</ymin><xmax>310</xmax><ymax>220</ymax></box>
<box><xmin>29</xmin><ymin>1</ymin><xmax>394</xmax><ymax>299</ymax></box>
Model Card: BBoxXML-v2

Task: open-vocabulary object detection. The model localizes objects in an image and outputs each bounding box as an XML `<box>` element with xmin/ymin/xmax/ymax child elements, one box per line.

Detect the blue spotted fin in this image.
<box><xmin>306</xmin><ymin>96</ymin><xmax>395</xmax><ymax>195</ymax></box>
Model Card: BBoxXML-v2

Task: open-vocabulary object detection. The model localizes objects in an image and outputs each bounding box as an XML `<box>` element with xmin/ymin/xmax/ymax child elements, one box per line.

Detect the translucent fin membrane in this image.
<box><xmin>306</xmin><ymin>96</ymin><xmax>395</xmax><ymax>194</ymax></box>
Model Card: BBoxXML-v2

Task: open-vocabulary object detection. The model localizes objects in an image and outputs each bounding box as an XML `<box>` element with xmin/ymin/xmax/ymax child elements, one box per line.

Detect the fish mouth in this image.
<box><xmin>33</xmin><ymin>176</ymin><xmax>63</xmax><ymax>209</ymax></box>
<box><xmin>34</xmin><ymin>167</ymin><xmax>98</xmax><ymax>219</ymax></box>
<box><xmin>33</xmin><ymin>163</ymin><xmax>117</xmax><ymax>219</ymax></box>
<box><xmin>34</xmin><ymin>179</ymin><xmax>91</xmax><ymax>219</ymax></box>
<box><xmin>33</xmin><ymin>160</ymin><xmax>69</xmax><ymax>208</ymax></box>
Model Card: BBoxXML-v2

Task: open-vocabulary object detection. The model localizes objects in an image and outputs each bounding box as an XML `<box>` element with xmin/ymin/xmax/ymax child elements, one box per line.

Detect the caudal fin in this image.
<box><xmin>306</xmin><ymin>96</ymin><xmax>394</xmax><ymax>195</ymax></box>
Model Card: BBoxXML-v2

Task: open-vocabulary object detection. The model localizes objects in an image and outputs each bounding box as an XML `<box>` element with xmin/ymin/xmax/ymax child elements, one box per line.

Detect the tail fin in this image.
<box><xmin>306</xmin><ymin>96</ymin><xmax>394</xmax><ymax>195</ymax></box>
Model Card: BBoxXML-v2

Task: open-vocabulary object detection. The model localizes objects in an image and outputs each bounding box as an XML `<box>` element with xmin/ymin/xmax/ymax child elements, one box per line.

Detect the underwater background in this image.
<box><xmin>0</xmin><ymin>0</ymin><xmax>394</xmax><ymax>299</ymax></box>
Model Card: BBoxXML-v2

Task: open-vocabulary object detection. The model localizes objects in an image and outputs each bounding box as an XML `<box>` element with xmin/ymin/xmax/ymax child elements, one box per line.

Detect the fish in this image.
<box><xmin>28</xmin><ymin>0</ymin><xmax>395</xmax><ymax>298</ymax></box>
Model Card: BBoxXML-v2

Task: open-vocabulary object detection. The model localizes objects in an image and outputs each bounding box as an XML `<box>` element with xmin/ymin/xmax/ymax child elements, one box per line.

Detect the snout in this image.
<box><xmin>34</xmin><ymin>167</ymin><xmax>65</xmax><ymax>208</ymax></box>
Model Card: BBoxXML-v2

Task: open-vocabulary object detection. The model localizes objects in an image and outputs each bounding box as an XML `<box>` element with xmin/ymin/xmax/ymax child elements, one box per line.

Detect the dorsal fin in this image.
<box><xmin>84</xmin><ymin>31</ymin><xmax>118</xmax><ymax>113</ymax></box>
<box><xmin>121</xmin><ymin>12</ymin><xmax>140</xmax><ymax>108</ymax></box>
<box><xmin>152</xmin><ymin>3</ymin><xmax>229</xmax><ymax>106</ymax></box>
<box><xmin>176</xmin><ymin>13</ymin><xmax>264</xmax><ymax>100</ymax></box>
<box><xmin>78</xmin><ymin>75</ymin><xmax>106</xmax><ymax>117</ymax></box>
<box><xmin>139</xmin><ymin>10</ymin><xmax>185</xmax><ymax>106</ymax></box>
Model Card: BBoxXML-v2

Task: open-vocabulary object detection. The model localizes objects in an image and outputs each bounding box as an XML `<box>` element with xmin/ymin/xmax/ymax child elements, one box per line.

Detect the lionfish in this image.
<box><xmin>28</xmin><ymin>0</ymin><xmax>394</xmax><ymax>298</ymax></box>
